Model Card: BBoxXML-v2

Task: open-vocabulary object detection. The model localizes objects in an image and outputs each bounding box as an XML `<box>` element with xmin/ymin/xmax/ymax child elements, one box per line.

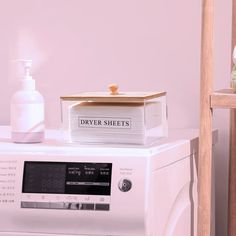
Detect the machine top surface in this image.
<box><xmin>0</xmin><ymin>126</ymin><xmax>211</xmax><ymax>169</ymax></box>
<box><xmin>0</xmin><ymin>126</ymin><xmax>201</xmax><ymax>153</ymax></box>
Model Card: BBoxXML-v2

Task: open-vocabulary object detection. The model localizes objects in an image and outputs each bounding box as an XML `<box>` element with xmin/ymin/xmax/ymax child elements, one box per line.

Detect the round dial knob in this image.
<box><xmin>118</xmin><ymin>178</ymin><xmax>132</xmax><ymax>192</ymax></box>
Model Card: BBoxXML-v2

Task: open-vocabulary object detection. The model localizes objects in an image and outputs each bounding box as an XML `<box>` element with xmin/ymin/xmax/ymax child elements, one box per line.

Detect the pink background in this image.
<box><xmin>0</xmin><ymin>0</ymin><xmax>232</xmax><ymax>235</ymax></box>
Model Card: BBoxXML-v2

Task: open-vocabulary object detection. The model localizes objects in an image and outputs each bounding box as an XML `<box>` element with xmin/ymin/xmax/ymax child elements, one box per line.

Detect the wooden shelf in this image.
<box><xmin>211</xmin><ymin>89</ymin><xmax>236</xmax><ymax>109</ymax></box>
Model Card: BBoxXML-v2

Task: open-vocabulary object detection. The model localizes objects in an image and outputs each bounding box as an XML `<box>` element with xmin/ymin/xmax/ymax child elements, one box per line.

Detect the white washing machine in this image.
<box><xmin>0</xmin><ymin>127</ymin><xmax>210</xmax><ymax>236</ymax></box>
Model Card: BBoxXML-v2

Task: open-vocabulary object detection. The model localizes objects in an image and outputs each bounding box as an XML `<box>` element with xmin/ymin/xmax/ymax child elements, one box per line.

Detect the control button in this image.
<box><xmin>81</xmin><ymin>203</ymin><xmax>95</xmax><ymax>210</ymax></box>
<box><xmin>68</xmin><ymin>202</ymin><xmax>80</xmax><ymax>210</ymax></box>
<box><xmin>50</xmin><ymin>202</ymin><xmax>65</xmax><ymax>209</ymax></box>
<box><xmin>21</xmin><ymin>201</ymin><xmax>37</xmax><ymax>208</ymax></box>
<box><xmin>36</xmin><ymin>202</ymin><xmax>50</xmax><ymax>209</ymax></box>
<box><xmin>63</xmin><ymin>202</ymin><xmax>70</xmax><ymax>209</ymax></box>
<box><xmin>67</xmin><ymin>203</ymin><xmax>95</xmax><ymax>210</ymax></box>
<box><xmin>95</xmin><ymin>203</ymin><xmax>110</xmax><ymax>211</ymax></box>
<box><xmin>118</xmin><ymin>178</ymin><xmax>132</xmax><ymax>192</ymax></box>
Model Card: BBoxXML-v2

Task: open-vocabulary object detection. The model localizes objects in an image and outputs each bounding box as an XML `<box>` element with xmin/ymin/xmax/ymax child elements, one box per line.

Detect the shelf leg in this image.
<box><xmin>198</xmin><ymin>0</ymin><xmax>214</xmax><ymax>235</ymax></box>
<box><xmin>228</xmin><ymin>111</ymin><xmax>236</xmax><ymax>235</ymax></box>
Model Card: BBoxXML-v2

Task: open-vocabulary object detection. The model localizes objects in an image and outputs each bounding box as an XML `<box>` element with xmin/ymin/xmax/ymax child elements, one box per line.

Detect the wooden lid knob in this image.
<box><xmin>108</xmin><ymin>84</ymin><xmax>119</xmax><ymax>95</ymax></box>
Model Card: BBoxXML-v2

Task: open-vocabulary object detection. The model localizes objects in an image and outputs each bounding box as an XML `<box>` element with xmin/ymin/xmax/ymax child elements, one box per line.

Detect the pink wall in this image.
<box><xmin>0</xmin><ymin>0</ymin><xmax>232</xmax><ymax>235</ymax></box>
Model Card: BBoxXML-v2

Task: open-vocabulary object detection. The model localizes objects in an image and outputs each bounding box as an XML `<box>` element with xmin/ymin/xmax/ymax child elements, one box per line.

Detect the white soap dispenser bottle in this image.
<box><xmin>11</xmin><ymin>60</ymin><xmax>45</xmax><ymax>143</ymax></box>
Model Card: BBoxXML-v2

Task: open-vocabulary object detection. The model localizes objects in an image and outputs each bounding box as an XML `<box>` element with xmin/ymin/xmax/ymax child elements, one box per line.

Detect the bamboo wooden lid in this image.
<box><xmin>61</xmin><ymin>84</ymin><xmax>166</xmax><ymax>103</ymax></box>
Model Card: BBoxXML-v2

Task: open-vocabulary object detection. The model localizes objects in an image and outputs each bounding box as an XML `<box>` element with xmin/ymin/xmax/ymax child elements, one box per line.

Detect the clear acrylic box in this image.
<box><xmin>60</xmin><ymin>91</ymin><xmax>168</xmax><ymax>145</ymax></box>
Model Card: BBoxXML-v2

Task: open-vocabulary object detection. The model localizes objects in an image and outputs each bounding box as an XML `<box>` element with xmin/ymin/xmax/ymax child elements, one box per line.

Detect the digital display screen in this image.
<box><xmin>22</xmin><ymin>162</ymin><xmax>112</xmax><ymax>195</ymax></box>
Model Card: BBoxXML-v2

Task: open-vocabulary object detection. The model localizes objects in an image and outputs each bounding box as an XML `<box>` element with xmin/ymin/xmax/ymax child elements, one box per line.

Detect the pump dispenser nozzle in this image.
<box><xmin>16</xmin><ymin>59</ymin><xmax>35</xmax><ymax>90</ymax></box>
<box><xmin>20</xmin><ymin>59</ymin><xmax>32</xmax><ymax>77</ymax></box>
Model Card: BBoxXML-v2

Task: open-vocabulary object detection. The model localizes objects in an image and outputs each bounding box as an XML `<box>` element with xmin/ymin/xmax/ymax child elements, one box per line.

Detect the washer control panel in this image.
<box><xmin>21</xmin><ymin>161</ymin><xmax>112</xmax><ymax>211</ymax></box>
<box><xmin>0</xmin><ymin>158</ymin><xmax>136</xmax><ymax>215</ymax></box>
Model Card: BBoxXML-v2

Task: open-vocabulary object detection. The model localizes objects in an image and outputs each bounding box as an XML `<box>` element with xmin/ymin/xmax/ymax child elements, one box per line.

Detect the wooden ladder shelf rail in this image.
<box><xmin>199</xmin><ymin>0</ymin><xmax>236</xmax><ymax>235</ymax></box>
<box><xmin>198</xmin><ymin>0</ymin><xmax>214</xmax><ymax>235</ymax></box>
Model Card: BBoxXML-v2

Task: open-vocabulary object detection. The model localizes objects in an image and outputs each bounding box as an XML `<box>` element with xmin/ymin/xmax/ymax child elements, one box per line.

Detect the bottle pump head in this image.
<box><xmin>17</xmin><ymin>59</ymin><xmax>35</xmax><ymax>90</ymax></box>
